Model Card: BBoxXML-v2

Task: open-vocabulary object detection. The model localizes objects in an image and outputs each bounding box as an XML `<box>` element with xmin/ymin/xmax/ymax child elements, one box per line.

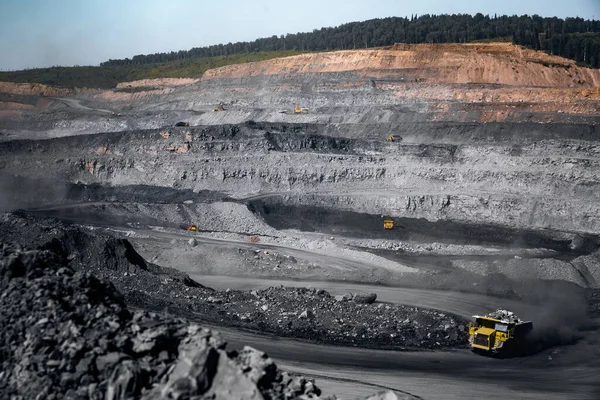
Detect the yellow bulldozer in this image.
<box><xmin>386</xmin><ymin>135</ymin><xmax>394</xmax><ymax>142</ymax></box>
<box><xmin>294</xmin><ymin>104</ymin><xmax>309</xmax><ymax>114</ymax></box>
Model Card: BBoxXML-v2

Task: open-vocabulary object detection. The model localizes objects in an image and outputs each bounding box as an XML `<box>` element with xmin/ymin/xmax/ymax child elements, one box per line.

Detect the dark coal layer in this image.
<box><xmin>249</xmin><ymin>200</ymin><xmax>600</xmax><ymax>254</ymax></box>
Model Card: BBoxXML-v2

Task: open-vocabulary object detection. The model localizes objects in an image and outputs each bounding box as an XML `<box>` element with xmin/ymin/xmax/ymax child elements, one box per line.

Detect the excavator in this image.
<box><xmin>386</xmin><ymin>135</ymin><xmax>395</xmax><ymax>142</ymax></box>
<box><xmin>294</xmin><ymin>104</ymin><xmax>309</xmax><ymax>114</ymax></box>
<box><xmin>212</xmin><ymin>104</ymin><xmax>225</xmax><ymax>112</ymax></box>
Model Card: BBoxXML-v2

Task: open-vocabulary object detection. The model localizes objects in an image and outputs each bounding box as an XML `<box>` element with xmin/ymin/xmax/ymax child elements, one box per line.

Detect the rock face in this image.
<box><xmin>203</xmin><ymin>43</ymin><xmax>600</xmax><ymax>88</ymax></box>
<box><xmin>0</xmin><ymin>243</ymin><xmax>321</xmax><ymax>399</ymax></box>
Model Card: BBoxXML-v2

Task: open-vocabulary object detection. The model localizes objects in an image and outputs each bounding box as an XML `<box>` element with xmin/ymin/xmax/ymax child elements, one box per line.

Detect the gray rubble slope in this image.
<box><xmin>0</xmin><ymin>244</ymin><xmax>324</xmax><ymax>399</ymax></box>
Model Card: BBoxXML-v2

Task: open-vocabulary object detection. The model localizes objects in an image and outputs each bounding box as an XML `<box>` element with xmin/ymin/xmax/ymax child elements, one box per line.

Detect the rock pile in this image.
<box><xmin>222</xmin><ymin>286</ymin><xmax>467</xmax><ymax>350</ymax></box>
<box><xmin>485</xmin><ymin>309</ymin><xmax>525</xmax><ymax>324</ymax></box>
<box><xmin>0</xmin><ymin>243</ymin><xmax>322</xmax><ymax>399</ymax></box>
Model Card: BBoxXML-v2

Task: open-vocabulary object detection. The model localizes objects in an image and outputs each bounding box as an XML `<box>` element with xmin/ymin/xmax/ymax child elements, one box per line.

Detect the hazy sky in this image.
<box><xmin>1</xmin><ymin>0</ymin><xmax>599</xmax><ymax>70</ymax></box>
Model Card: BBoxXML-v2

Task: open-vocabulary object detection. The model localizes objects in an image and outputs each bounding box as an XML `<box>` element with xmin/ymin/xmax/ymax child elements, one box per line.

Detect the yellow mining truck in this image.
<box><xmin>469</xmin><ymin>309</ymin><xmax>533</xmax><ymax>356</ymax></box>
<box><xmin>179</xmin><ymin>224</ymin><xmax>198</xmax><ymax>232</ymax></box>
<box><xmin>294</xmin><ymin>104</ymin><xmax>309</xmax><ymax>113</ymax></box>
<box><xmin>383</xmin><ymin>218</ymin><xmax>394</xmax><ymax>229</ymax></box>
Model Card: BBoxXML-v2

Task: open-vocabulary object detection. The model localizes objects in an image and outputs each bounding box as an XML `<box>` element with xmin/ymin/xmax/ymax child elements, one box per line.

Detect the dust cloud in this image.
<box><xmin>0</xmin><ymin>176</ymin><xmax>68</xmax><ymax>211</ymax></box>
<box><xmin>520</xmin><ymin>280</ymin><xmax>593</xmax><ymax>353</ymax></box>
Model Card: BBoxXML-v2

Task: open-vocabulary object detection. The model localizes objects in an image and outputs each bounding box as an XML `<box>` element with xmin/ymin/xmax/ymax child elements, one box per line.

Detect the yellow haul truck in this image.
<box><xmin>469</xmin><ymin>309</ymin><xmax>533</xmax><ymax>356</ymax></box>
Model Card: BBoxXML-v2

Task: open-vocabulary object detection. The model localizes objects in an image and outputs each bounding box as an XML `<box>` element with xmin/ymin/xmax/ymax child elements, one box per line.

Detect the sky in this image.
<box><xmin>0</xmin><ymin>0</ymin><xmax>599</xmax><ymax>70</ymax></box>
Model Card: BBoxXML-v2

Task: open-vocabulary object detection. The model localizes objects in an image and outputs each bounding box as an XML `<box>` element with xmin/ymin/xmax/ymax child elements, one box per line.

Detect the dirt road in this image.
<box><xmin>88</xmin><ymin>223</ymin><xmax>600</xmax><ymax>400</ymax></box>
<box><xmin>192</xmin><ymin>276</ymin><xmax>600</xmax><ymax>400</ymax></box>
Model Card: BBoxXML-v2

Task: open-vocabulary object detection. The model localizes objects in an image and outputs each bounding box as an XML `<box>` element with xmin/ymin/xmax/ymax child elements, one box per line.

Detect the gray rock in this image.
<box><xmin>203</xmin><ymin>350</ymin><xmax>263</xmax><ymax>400</ymax></box>
<box><xmin>366</xmin><ymin>390</ymin><xmax>419</xmax><ymax>399</ymax></box>
<box><xmin>298</xmin><ymin>310</ymin><xmax>315</xmax><ymax>320</ymax></box>
<box><xmin>207</xmin><ymin>296</ymin><xmax>222</xmax><ymax>304</ymax></box>
<box><xmin>106</xmin><ymin>360</ymin><xmax>143</xmax><ymax>400</ymax></box>
<box><xmin>353</xmin><ymin>292</ymin><xmax>377</xmax><ymax>304</ymax></box>
<box><xmin>236</xmin><ymin>346</ymin><xmax>277</xmax><ymax>385</ymax></box>
<box><xmin>334</xmin><ymin>293</ymin><xmax>353</xmax><ymax>302</ymax></box>
<box><xmin>188</xmin><ymin>238</ymin><xmax>197</xmax><ymax>247</ymax></box>
<box><xmin>95</xmin><ymin>352</ymin><xmax>124</xmax><ymax>371</ymax></box>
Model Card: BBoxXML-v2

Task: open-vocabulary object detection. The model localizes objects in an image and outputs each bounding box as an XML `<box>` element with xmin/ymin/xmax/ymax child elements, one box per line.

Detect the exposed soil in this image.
<box><xmin>203</xmin><ymin>43</ymin><xmax>600</xmax><ymax>88</ymax></box>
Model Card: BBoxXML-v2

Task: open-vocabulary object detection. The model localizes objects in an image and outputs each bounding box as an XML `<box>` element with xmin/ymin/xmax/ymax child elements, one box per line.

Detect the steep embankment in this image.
<box><xmin>203</xmin><ymin>43</ymin><xmax>600</xmax><ymax>87</ymax></box>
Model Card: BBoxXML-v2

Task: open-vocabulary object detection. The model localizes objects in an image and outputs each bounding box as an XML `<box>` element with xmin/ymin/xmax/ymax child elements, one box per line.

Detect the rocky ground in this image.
<box><xmin>0</xmin><ymin>212</ymin><xmax>468</xmax><ymax>351</ymax></box>
<box><xmin>0</xmin><ymin>243</ymin><xmax>323</xmax><ymax>399</ymax></box>
<box><xmin>1</xmin><ymin>231</ymin><xmax>423</xmax><ymax>399</ymax></box>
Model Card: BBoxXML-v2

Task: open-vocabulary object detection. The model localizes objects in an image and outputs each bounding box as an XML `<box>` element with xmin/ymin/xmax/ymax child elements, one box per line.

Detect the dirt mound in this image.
<box><xmin>203</xmin><ymin>43</ymin><xmax>600</xmax><ymax>88</ymax></box>
<box><xmin>40</xmin><ymin>228</ymin><xmax>204</xmax><ymax>290</ymax></box>
<box><xmin>0</xmin><ymin>244</ymin><xmax>324</xmax><ymax>399</ymax></box>
<box><xmin>42</xmin><ymin>230</ymin><xmax>149</xmax><ymax>273</ymax></box>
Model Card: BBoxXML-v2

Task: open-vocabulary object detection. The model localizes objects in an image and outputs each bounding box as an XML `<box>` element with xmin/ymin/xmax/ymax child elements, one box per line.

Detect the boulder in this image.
<box><xmin>106</xmin><ymin>360</ymin><xmax>144</xmax><ymax>400</ymax></box>
<box><xmin>366</xmin><ymin>390</ymin><xmax>420</xmax><ymax>400</ymax></box>
<box><xmin>188</xmin><ymin>238</ymin><xmax>197</xmax><ymax>247</ymax></box>
<box><xmin>353</xmin><ymin>292</ymin><xmax>377</xmax><ymax>304</ymax></box>
<box><xmin>298</xmin><ymin>310</ymin><xmax>315</xmax><ymax>320</ymax></box>
<box><xmin>334</xmin><ymin>293</ymin><xmax>353</xmax><ymax>302</ymax></box>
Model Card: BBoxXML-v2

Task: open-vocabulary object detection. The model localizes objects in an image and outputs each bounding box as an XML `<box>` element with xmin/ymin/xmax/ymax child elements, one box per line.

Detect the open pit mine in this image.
<box><xmin>1</xmin><ymin>43</ymin><xmax>600</xmax><ymax>399</ymax></box>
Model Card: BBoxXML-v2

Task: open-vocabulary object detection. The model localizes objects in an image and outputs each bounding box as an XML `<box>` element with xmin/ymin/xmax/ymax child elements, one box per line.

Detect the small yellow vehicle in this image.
<box><xmin>469</xmin><ymin>309</ymin><xmax>533</xmax><ymax>356</ymax></box>
<box><xmin>383</xmin><ymin>218</ymin><xmax>394</xmax><ymax>230</ymax></box>
<box><xmin>212</xmin><ymin>104</ymin><xmax>224</xmax><ymax>112</ymax></box>
<box><xmin>187</xmin><ymin>225</ymin><xmax>198</xmax><ymax>232</ymax></box>
<box><xmin>294</xmin><ymin>104</ymin><xmax>309</xmax><ymax>113</ymax></box>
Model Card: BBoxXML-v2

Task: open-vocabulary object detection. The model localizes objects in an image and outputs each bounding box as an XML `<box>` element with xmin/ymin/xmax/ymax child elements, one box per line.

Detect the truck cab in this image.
<box><xmin>469</xmin><ymin>314</ymin><xmax>533</xmax><ymax>355</ymax></box>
